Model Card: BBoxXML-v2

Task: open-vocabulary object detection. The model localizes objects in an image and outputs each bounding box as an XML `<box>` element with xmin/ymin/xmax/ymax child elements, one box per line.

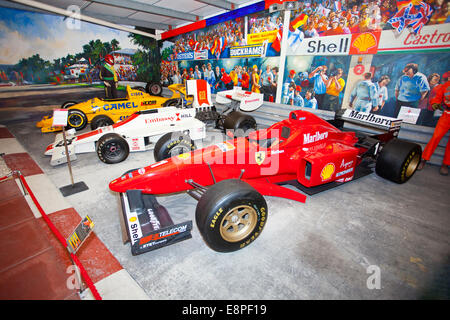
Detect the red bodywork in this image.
<box><xmin>109</xmin><ymin>110</ymin><xmax>362</xmax><ymax>203</ymax></box>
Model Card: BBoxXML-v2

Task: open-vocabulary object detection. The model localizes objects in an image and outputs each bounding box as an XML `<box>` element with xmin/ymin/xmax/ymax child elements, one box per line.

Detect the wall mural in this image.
<box><xmin>161</xmin><ymin>0</ymin><xmax>449</xmax><ymax>128</ymax></box>
<box><xmin>0</xmin><ymin>7</ymin><xmax>159</xmax><ymax>85</ymax></box>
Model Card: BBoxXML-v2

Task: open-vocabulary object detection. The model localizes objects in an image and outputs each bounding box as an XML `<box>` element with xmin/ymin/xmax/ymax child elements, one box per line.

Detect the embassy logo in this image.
<box><xmin>303</xmin><ymin>131</ymin><xmax>329</xmax><ymax>144</ymax></box>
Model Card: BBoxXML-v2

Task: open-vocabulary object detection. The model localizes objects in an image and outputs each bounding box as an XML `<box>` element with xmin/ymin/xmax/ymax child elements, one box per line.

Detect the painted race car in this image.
<box><xmin>44</xmin><ymin>106</ymin><xmax>206</xmax><ymax>165</ymax></box>
<box><xmin>109</xmin><ymin>109</ymin><xmax>422</xmax><ymax>255</ymax></box>
<box><xmin>36</xmin><ymin>84</ymin><xmax>188</xmax><ymax>133</ymax></box>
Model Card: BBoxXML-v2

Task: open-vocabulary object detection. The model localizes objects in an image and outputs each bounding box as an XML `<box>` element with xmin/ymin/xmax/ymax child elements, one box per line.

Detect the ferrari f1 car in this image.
<box><xmin>109</xmin><ymin>108</ymin><xmax>422</xmax><ymax>255</ymax></box>
<box><xmin>44</xmin><ymin>106</ymin><xmax>206</xmax><ymax>165</ymax></box>
<box><xmin>36</xmin><ymin>84</ymin><xmax>186</xmax><ymax>133</ymax></box>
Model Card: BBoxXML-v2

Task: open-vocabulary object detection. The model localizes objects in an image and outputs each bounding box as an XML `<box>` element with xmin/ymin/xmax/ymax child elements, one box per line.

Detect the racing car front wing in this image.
<box><xmin>119</xmin><ymin>190</ymin><xmax>192</xmax><ymax>255</ymax></box>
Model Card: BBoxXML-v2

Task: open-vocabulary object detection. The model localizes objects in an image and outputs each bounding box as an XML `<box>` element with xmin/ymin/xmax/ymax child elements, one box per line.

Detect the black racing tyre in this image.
<box><xmin>223</xmin><ymin>111</ymin><xmax>257</xmax><ymax>137</ymax></box>
<box><xmin>90</xmin><ymin>114</ymin><xmax>114</xmax><ymax>130</ymax></box>
<box><xmin>61</xmin><ymin>101</ymin><xmax>77</xmax><ymax>109</ymax></box>
<box><xmin>66</xmin><ymin>109</ymin><xmax>87</xmax><ymax>131</ymax></box>
<box><xmin>132</xmin><ymin>86</ymin><xmax>146</xmax><ymax>92</ymax></box>
<box><xmin>375</xmin><ymin>139</ymin><xmax>422</xmax><ymax>184</ymax></box>
<box><xmin>153</xmin><ymin>132</ymin><xmax>196</xmax><ymax>162</ymax></box>
<box><xmin>196</xmin><ymin>179</ymin><xmax>268</xmax><ymax>252</ymax></box>
<box><xmin>96</xmin><ymin>133</ymin><xmax>129</xmax><ymax>164</ymax></box>
<box><xmin>146</xmin><ymin>82</ymin><xmax>163</xmax><ymax>96</ymax></box>
<box><xmin>162</xmin><ymin>98</ymin><xmax>181</xmax><ymax>108</ymax></box>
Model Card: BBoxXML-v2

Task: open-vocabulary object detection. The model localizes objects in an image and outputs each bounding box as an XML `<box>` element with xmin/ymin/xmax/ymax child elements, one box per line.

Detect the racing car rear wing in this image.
<box><xmin>334</xmin><ymin>109</ymin><xmax>402</xmax><ymax>133</ymax></box>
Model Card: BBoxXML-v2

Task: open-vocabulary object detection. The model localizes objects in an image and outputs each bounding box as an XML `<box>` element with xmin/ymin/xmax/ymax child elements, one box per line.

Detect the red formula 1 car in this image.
<box><xmin>109</xmin><ymin>109</ymin><xmax>422</xmax><ymax>255</ymax></box>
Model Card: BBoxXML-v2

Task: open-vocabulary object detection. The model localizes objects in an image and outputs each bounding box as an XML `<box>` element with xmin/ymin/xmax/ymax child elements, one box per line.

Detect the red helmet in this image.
<box><xmin>104</xmin><ymin>54</ymin><xmax>114</xmax><ymax>65</ymax></box>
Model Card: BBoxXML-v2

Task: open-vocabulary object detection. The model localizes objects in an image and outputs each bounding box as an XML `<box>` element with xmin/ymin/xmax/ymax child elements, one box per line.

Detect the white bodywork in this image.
<box><xmin>215</xmin><ymin>87</ymin><xmax>263</xmax><ymax>111</ymax></box>
<box><xmin>186</xmin><ymin>79</ymin><xmax>263</xmax><ymax>112</ymax></box>
<box><xmin>45</xmin><ymin>107</ymin><xmax>206</xmax><ymax>166</ymax></box>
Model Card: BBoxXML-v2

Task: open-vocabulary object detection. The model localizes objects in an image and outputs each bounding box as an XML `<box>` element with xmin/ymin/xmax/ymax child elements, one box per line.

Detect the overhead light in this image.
<box><xmin>269</xmin><ymin>1</ymin><xmax>300</xmax><ymax>13</ymax></box>
<box><xmin>284</xmin><ymin>1</ymin><xmax>300</xmax><ymax>10</ymax></box>
<box><xmin>269</xmin><ymin>3</ymin><xmax>282</xmax><ymax>13</ymax></box>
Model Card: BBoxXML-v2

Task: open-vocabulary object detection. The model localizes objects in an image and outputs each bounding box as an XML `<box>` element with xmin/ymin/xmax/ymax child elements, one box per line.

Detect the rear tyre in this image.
<box><xmin>96</xmin><ymin>133</ymin><xmax>129</xmax><ymax>164</ymax></box>
<box><xmin>146</xmin><ymin>82</ymin><xmax>163</xmax><ymax>96</ymax></box>
<box><xmin>375</xmin><ymin>139</ymin><xmax>422</xmax><ymax>184</ymax></box>
<box><xmin>162</xmin><ymin>98</ymin><xmax>181</xmax><ymax>108</ymax></box>
<box><xmin>61</xmin><ymin>101</ymin><xmax>77</xmax><ymax>109</ymax></box>
<box><xmin>90</xmin><ymin>115</ymin><xmax>114</xmax><ymax>130</ymax></box>
<box><xmin>153</xmin><ymin>132</ymin><xmax>196</xmax><ymax>162</ymax></box>
<box><xmin>196</xmin><ymin>179</ymin><xmax>268</xmax><ymax>252</ymax></box>
<box><xmin>66</xmin><ymin>109</ymin><xmax>87</xmax><ymax>131</ymax></box>
<box><xmin>223</xmin><ymin>111</ymin><xmax>256</xmax><ymax>137</ymax></box>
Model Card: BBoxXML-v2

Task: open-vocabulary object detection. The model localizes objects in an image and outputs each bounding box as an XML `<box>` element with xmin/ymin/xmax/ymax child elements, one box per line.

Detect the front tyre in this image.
<box><xmin>90</xmin><ymin>114</ymin><xmax>114</xmax><ymax>130</ymax></box>
<box><xmin>375</xmin><ymin>139</ymin><xmax>422</xmax><ymax>184</ymax></box>
<box><xmin>153</xmin><ymin>132</ymin><xmax>196</xmax><ymax>162</ymax></box>
<box><xmin>96</xmin><ymin>133</ymin><xmax>129</xmax><ymax>164</ymax></box>
<box><xmin>146</xmin><ymin>82</ymin><xmax>163</xmax><ymax>96</ymax></box>
<box><xmin>66</xmin><ymin>109</ymin><xmax>87</xmax><ymax>131</ymax></box>
<box><xmin>196</xmin><ymin>179</ymin><xmax>268</xmax><ymax>252</ymax></box>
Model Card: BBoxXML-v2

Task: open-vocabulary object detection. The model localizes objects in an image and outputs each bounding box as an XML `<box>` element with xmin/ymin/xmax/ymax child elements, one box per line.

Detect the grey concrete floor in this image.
<box><xmin>4</xmin><ymin>117</ymin><xmax>449</xmax><ymax>300</ymax></box>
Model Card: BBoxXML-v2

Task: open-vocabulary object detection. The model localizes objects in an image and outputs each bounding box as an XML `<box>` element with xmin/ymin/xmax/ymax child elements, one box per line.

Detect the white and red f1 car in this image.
<box><xmin>45</xmin><ymin>106</ymin><xmax>206</xmax><ymax>165</ymax></box>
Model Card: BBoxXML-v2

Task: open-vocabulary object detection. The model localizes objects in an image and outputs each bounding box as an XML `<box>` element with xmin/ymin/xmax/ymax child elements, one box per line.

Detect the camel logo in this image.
<box><xmin>255</xmin><ymin>151</ymin><xmax>266</xmax><ymax>165</ymax></box>
<box><xmin>350</xmin><ymin>32</ymin><xmax>380</xmax><ymax>55</ymax></box>
<box><xmin>320</xmin><ymin>163</ymin><xmax>335</xmax><ymax>181</ymax></box>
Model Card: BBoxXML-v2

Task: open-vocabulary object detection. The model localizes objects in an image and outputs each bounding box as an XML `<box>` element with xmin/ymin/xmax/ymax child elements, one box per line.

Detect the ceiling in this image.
<box><xmin>1</xmin><ymin>0</ymin><xmax>259</xmax><ymax>36</ymax></box>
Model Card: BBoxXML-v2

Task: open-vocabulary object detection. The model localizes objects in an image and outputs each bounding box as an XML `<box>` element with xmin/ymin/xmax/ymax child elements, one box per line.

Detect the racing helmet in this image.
<box><xmin>104</xmin><ymin>54</ymin><xmax>114</xmax><ymax>65</ymax></box>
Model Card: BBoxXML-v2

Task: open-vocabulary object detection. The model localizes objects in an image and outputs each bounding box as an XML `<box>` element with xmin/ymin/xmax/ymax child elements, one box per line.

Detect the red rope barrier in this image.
<box><xmin>18</xmin><ymin>174</ymin><xmax>102</xmax><ymax>300</ymax></box>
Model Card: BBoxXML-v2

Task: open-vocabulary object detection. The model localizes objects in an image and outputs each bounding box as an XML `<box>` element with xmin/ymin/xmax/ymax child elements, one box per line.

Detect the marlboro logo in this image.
<box><xmin>303</xmin><ymin>131</ymin><xmax>328</xmax><ymax>144</ymax></box>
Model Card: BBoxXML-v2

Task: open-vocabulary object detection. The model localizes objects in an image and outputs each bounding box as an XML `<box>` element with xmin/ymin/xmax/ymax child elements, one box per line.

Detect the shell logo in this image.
<box><xmin>350</xmin><ymin>32</ymin><xmax>380</xmax><ymax>55</ymax></box>
<box><xmin>129</xmin><ymin>217</ymin><xmax>137</xmax><ymax>223</ymax></box>
<box><xmin>320</xmin><ymin>163</ymin><xmax>335</xmax><ymax>181</ymax></box>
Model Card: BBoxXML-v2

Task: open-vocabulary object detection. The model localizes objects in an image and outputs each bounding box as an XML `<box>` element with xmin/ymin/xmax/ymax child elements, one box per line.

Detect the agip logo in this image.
<box><xmin>350</xmin><ymin>32</ymin><xmax>381</xmax><ymax>55</ymax></box>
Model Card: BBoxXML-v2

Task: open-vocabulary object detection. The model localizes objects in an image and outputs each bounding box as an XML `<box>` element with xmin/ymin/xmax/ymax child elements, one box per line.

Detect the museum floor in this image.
<box><xmin>0</xmin><ymin>85</ymin><xmax>449</xmax><ymax>300</ymax></box>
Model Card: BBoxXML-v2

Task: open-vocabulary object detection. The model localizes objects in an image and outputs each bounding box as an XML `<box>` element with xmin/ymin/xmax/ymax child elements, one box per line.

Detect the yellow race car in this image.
<box><xmin>37</xmin><ymin>84</ymin><xmax>190</xmax><ymax>133</ymax></box>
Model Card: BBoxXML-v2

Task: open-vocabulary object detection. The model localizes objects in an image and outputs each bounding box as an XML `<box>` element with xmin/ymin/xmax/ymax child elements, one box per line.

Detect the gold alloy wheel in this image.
<box><xmin>220</xmin><ymin>205</ymin><xmax>258</xmax><ymax>243</ymax></box>
<box><xmin>406</xmin><ymin>152</ymin><xmax>421</xmax><ymax>178</ymax></box>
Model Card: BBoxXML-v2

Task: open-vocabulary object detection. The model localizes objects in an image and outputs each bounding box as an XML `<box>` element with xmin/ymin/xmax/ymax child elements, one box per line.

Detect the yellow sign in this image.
<box><xmin>247</xmin><ymin>30</ymin><xmax>278</xmax><ymax>45</ymax></box>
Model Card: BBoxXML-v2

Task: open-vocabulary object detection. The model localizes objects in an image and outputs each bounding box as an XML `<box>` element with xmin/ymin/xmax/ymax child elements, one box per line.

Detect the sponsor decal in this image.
<box><xmin>349</xmin><ymin>32</ymin><xmax>381</xmax><ymax>55</ymax></box>
<box><xmin>194</xmin><ymin>50</ymin><xmax>208</xmax><ymax>60</ymax></box>
<box><xmin>230</xmin><ymin>44</ymin><xmax>267</xmax><ymax>58</ymax></box>
<box><xmin>247</xmin><ymin>30</ymin><xmax>278</xmax><ymax>45</ymax></box>
<box><xmin>378</xmin><ymin>24</ymin><xmax>450</xmax><ymax>53</ymax></box>
<box><xmin>130</xmin><ymin>91</ymin><xmax>143</xmax><ymax>97</ymax></box>
<box><xmin>303</xmin><ymin>131</ymin><xmax>329</xmax><ymax>144</ymax></box>
<box><xmin>141</xmin><ymin>100</ymin><xmax>157</xmax><ymax>106</ymax></box>
<box><xmin>144</xmin><ymin>112</ymin><xmax>189</xmax><ymax>124</ymax></box>
<box><xmin>139</xmin><ymin>224</ymin><xmax>189</xmax><ymax>247</ymax></box>
<box><xmin>138</xmin><ymin>168</ymin><xmax>146</xmax><ymax>175</ymax></box>
<box><xmin>255</xmin><ymin>151</ymin><xmax>266</xmax><ymax>165</ymax></box>
<box><xmin>336</xmin><ymin>167</ymin><xmax>354</xmax><ymax>177</ymax></box>
<box><xmin>215</xmin><ymin>141</ymin><xmax>235</xmax><ymax>152</ymax></box>
<box><xmin>287</xmin><ymin>34</ymin><xmax>351</xmax><ymax>56</ymax></box>
<box><xmin>320</xmin><ymin>163</ymin><xmax>335</xmax><ymax>181</ymax></box>
<box><xmin>342</xmin><ymin>110</ymin><xmax>401</xmax><ymax>130</ymax></box>
<box><xmin>93</xmin><ymin>101</ymin><xmax>139</xmax><ymax>112</ymax></box>
<box><xmin>341</xmin><ymin>159</ymin><xmax>354</xmax><ymax>168</ymax></box>
<box><xmin>174</xmin><ymin>51</ymin><xmax>194</xmax><ymax>60</ymax></box>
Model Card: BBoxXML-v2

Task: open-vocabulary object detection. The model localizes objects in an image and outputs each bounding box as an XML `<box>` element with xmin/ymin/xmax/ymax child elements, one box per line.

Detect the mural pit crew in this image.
<box><xmin>109</xmin><ymin>108</ymin><xmax>422</xmax><ymax>255</ymax></box>
<box><xmin>44</xmin><ymin>80</ymin><xmax>263</xmax><ymax>166</ymax></box>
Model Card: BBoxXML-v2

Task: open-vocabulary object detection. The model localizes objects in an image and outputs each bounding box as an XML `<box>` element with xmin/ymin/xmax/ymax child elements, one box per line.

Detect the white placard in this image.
<box><xmin>398</xmin><ymin>106</ymin><xmax>421</xmax><ymax>124</ymax></box>
<box><xmin>52</xmin><ymin>109</ymin><xmax>69</xmax><ymax>127</ymax></box>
